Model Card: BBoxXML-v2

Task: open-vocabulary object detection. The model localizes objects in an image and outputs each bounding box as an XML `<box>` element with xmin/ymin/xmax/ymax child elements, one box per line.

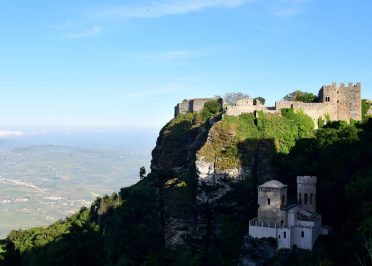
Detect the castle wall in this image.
<box><xmin>277</xmin><ymin>228</ymin><xmax>291</xmax><ymax>249</ymax></box>
<box><xmin>249</xmin><ymin>223</ymin><xmax>277</xmax><ymax>239</ymax></box>
<box><xmin>175</xmin><ymin>98</ymin><xmax>219</xmax><ymax>116</ymax></box>
<box><xmin>291</xmin><ymin>102</ymin><xmax>325</xmax><ymax>126</ymax></box>
<box><xmin>292</xmin><ymin>227</ymin><xmax>313</xmax><ymax>250</ymax></box>
<box><xmin>175</xmin><ymin>100</ymin><xmax>191</xmax><ymax>117</ymax></box>
<box><xmin>175</xmin><ymin>82</ymin><xmax>362</xmax><ymax>122</ymax></box>
<box><xmin>225</xmin><ymin>98</ymin><xmax>267</xmax><ymax>116</ymax></box>
<box><xmin>337</xmin><ymin>83</ymin><xmax>361</xmax><ymax>121</ymax></box>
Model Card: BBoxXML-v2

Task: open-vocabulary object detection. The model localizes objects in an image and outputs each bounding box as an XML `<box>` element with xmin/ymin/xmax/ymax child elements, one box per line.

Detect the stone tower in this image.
<box><xmin>297</xmin><ymin>176</ymin><xmax>317</xmax><ymax>212</ymax></box>
<box><xmin>257</xmin><ymin>180</ymin><xmax>288</xmax><ymax>225</ymax></box>
<box><xmin>319</xmin><ymin>82</ymin><xmax>361</xmax><ymax>121</ymax></box>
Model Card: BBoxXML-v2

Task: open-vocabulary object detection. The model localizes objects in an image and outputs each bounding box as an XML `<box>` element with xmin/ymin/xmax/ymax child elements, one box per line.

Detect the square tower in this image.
<box><xmin>257</xmin><ymin>180</ymin><xmax>288</xmax><ymax>226</ymax></box>
<box><xmin>319</xmin><ymin>82</ymin><xmax>362</xmax><ymax>121</ymax></box>
<box><xmin>297</xmin><ymin>176</ymin><xmax>317</xmax><ymax>212</ymax></box>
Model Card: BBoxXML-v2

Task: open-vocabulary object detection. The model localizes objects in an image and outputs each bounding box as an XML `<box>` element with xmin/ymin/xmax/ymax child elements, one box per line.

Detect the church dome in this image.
<box><xmin>258</xmin><ymin>180</ymin><xmax>287</xmax><ymax>188</ymax></box>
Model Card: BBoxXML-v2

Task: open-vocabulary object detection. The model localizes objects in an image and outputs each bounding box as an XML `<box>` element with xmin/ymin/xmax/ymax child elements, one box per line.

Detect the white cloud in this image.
<box><xmin>274</xmin><ymin>7</ymin><xmax>301</xmax><ymax>17</ymax></box>
<box><xmin>273</xmin><ymin>0</ymin><xmax>312</xmax><ymax>18</ymax></box>
<box><xmin>89</xmin><ymin>0</ymin><xmax>251</xmax><ymax>20</ymax></box>
<box><xmin>63</xmin><ymin>26</ymin><xmax>103</xmax><ymax>39</ymax></box>
<box><xmin>0</xmin><ymin>130</ymin><xmax>47</xmax><ymax>139</ymax></box>
<box><xmin>0</xmin><ymin>130</ymin><xmax>24</xmax><ymax>138</ymax></box>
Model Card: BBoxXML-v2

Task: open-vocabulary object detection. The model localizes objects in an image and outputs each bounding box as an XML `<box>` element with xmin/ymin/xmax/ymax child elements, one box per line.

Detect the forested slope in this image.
<box><xmin>1</xmin><ymin>102</ymin><xmax>371</xmax><ymax>265</ymax></box>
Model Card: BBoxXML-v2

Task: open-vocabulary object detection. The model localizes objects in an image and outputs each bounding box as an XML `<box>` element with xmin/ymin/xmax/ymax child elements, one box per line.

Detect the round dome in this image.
<box><xmin>258</xmin><ymin>180</ymin><xmax>287</xmax><ymax>188</ymax></box>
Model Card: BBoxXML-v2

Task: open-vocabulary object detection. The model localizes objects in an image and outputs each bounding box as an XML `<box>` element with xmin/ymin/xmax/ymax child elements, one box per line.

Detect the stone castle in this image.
<box><xmin>175</xmin><ymin>82</ymin><xmax>362</xmax><ymax>126</ymax></box>
<box><xmin>249</xmin><ymin>177</ymin><xmax>329</xmax><ymax>250</ymax></box>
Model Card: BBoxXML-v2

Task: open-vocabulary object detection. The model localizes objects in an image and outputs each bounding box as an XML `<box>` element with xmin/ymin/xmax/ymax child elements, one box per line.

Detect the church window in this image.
<box><xmin>310</xmin><ymin>194</ymin><xmax>313</xmax><ymax>205</ymax></box>
<box><xmin>284</xmin><ymin>232</ymin><xmax>286</xmax><ymax>238</ymax></box>
<box><xmin>304</xmin><ymin>193</ymin><xmax>308</xmax><ymax>205</ymax></box>
<box><xmin>267</xmin><ymin>198</ymin><xmax>271</xmax><ymax>205</ymax></box>
<box><xmin>301</xmin><ymin>231</ymin><xmax>304</xmax><ymax>238</ymax></box>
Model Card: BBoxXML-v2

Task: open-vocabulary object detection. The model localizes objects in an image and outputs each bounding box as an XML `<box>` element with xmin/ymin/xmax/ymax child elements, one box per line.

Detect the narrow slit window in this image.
<box><xmin>304</xmin><ymin>193</ymin><xmax>308</xmax><ymax>205</ymax></box>
<box><xmin>301</xmin><ymin>231</ymin><xmax>304</xmax><ymax>238</ymax></box>
<box><xmin>284</xmin><ymin>232</ymin><xmax>286</xmax><ymax>238</ymax></box>
<box><xmin>267</xmin><ymin>198</ymin><xmax>271</xmax><ymax>205</ymax></box>
<box><xmin>310</xmin><ymin>194</ymin><xmax>313</xmax><ymax>205</ymax></box>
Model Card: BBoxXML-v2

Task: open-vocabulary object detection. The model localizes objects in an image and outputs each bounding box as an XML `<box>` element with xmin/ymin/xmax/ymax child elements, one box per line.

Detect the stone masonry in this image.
<box><xmin>174</xmin><ymin>97</ymin><xmax>223</xmax><ymax>117</ymax></box>
<box><xmin>174</xmin><ymin>82</ymin><xmax>362</xmax><ymax>127</ymax></box>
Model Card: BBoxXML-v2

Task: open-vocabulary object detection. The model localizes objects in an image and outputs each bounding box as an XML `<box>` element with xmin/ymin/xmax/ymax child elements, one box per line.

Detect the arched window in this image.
<box><xmin>310</xmin><ymin>194</ymin><xmax>313</xmax><ymax>205</ymax></box>
<box><xmin>267</xmin><ymin>198</ymin><xmax>271</xmax><ymax>205</ymax></box>
<box><xmin>304</xmin><ymin>193</ymin><xmax>308</xmax><ymax>205</ymax></box>
<box><xmin>281</xmin><ymin>195</ymin><xmax>285</xmax><ymax>206</ymax></box>
<box><xmin>301</xmin><ymin>231</ymin><xmax>304</xmax><ymax>238</ymax></box>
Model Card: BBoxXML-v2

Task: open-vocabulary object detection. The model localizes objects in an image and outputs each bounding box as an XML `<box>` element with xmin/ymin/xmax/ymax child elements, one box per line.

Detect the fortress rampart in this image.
<box><xmin>174</xmin><ymin>82</ymin><xmax>362</xmax><ymax>127</ymax></box>
<box><xmin>174</xmin><ymin>98</ymin><xmax>222</xmax><ymax>117</ymax></box>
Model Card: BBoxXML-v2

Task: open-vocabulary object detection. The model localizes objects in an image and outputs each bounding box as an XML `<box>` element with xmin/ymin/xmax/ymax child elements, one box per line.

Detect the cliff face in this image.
<box><xmin>150</xmin><ymin>110</ymin><xmax>315</xmax><ymax>253</ymax></box>
<box><xmin>151</xmin><ymin>112</ymin><xmax>220</xmax><ymax>173</ymax></box>
<box><xmin>195</xmin><ymin>111</ymin><xmax>314</xmax><ymax>184</ymax></box>
<box><xmin>152</xmin><ymin>110</ymin><xmax>315</xmax><ymax>184</ymax></box>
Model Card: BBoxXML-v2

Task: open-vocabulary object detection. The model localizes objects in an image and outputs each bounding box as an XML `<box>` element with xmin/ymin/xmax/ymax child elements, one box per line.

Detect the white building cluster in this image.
<box><xmin>249</xmin><ymin>176</ymin><xmax>329</xmax><ymax>250</ymax></box>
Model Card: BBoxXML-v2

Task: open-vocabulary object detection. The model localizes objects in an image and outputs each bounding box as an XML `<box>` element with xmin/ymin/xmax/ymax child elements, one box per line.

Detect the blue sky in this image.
<box><xmin>0</xmin><ymin>0</ymin><xmax>371</xmax><ymax>130</ymax></box>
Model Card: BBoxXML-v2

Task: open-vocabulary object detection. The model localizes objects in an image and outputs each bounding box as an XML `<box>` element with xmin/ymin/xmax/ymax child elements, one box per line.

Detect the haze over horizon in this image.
<box><xmin>1</xmin><ymin>0</ymin><xmax>371</xmax><ymax>129</ymax></box>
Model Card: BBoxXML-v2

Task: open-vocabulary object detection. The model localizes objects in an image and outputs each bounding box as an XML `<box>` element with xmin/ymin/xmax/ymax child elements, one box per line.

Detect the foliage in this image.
<box><xmin>139</xmin><ymin>166</ymin><xmax>146</xmax><ymax>179</ymax></box>
<box><xmin>284</xmin><ymin>90</ymin><xmax>318</xmax><ymax>103</ymax></box>
<box><xmin>362</xmin><ymin>99</ymin><xmax>371</xmax><ymax>119</ymax></box>
<box><xmin>1</xmin><ymin>105</ymin><xmax>371</xmax><ymax>266</ymax></box>
<box><xmin>198</xmin><ymin>110</ymin><xmax>314</xmax><ymax>171</ymax></box>
<box><xmin>223</xmin><ymin>92</ymin><xmax>250</xmax><ymax>105</ymax></box>
<box><xmin>318</xmin><ymin>116</ymin><xmax>325</xmax><ymax>128</ymax></box>
<box><xmin>254</xmin><ymin>96</ymin><xmax>266</xmax><ymax>105</ymax></box>
<box><xmin>201</xmin><ymin>99</ymin><xmax>222</xmax><ymax>119</ymax></box>
<box><xmin>277</xmin><ymin>118</ymin><xmax>372</xmax><ymax>265</ymax></box>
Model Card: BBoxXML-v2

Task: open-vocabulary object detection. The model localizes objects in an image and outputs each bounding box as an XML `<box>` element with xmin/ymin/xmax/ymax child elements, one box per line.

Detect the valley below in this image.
<box><xmin>0</xmin><ymin>145</ymin><xmax>150</xmax><ymax>238</ymax></box>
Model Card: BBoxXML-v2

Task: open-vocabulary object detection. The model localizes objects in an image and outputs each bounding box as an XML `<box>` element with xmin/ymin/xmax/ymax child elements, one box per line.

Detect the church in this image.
<box><xmin>248</xmin><ymin>176</ymin><xmax>329</xmax><ymax>250</ymax></box>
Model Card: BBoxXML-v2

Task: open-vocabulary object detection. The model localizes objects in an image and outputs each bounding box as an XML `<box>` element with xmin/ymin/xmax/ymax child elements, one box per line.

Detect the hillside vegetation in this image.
<box><xmin>197</xmin><ymin>109</ymin><xmax>314</xmax><ymax>173</ymax></box>
<box><xmin>0</xmin><ymin>104</ymin><xmax>371</xmax><ymax>265</ymax></box>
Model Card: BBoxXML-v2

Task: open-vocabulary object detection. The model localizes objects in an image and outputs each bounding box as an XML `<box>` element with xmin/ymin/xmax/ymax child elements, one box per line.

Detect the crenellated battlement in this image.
<box><xmin>174</xmin><ymin>82</ymin><xmax>362</xmax><ymax>127</ymax></box>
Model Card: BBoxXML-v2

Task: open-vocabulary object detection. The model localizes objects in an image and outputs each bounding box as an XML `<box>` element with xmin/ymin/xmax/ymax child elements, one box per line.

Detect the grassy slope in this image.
<box><xmin>197</xmin><ymin>110</ymin><xmax>314</xmax><ymax>172</ymax></box>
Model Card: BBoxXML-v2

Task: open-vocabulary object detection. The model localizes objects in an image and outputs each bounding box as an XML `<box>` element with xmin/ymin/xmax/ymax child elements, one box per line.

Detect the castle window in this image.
<box><xmin>267</xmin><ymin>198</ymin><xmax>271</xmax><ymax>205</ymax></box>
<box><xmin>279</xmin><ymin>235</ymin><xmax>281</xmax><ymax>239</ymax></box>
<box><xmin>284</xmin><ymin>232</ymin><xmax>287</xmax><ymax>238</ymax></box>
<box><xmin>301</xmin><ymin>231</ymin><xmax>304</xmax><ymax>238</ymax></box>
<box><xmin>299</xmin><ymin>193</ymin><xmax>302</xmax><ymax>204</ymax></box>
<box><xmin>281</xmin><ymin>220</ymin><xmax>284</xmax><ymax>227</ymax></box>
<box><xmin>304</xmin><ymin>193</ymin><xmax>308</xmax><ymax>205</ymax></box>
<box><xmin>281</xmin><ymin>195</ymin><xmax>285</xmax><ymax>206</ymax></box>
<box><xmin>310</xmin><ymin>194</ymin><xmax>313</xmax><ymax>205</ymax></box>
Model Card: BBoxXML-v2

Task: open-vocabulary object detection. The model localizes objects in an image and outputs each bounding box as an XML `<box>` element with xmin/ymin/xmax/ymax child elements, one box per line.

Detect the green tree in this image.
<box><xmin>284</xmin><ymin>90</ymin><xmax>318</xmax><ymax>103</ymax></box>
<box><xmin>254</xmin><ymin>97</ymin><xmax>266</xmax><ymax>105</ymax></box>
<box><xmin>139</xmin><ymin>166</ymin><xmax>146</xmax><ymax>180</ymax></box>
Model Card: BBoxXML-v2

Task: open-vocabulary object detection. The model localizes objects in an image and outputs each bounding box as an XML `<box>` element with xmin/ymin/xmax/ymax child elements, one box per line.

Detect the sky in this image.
<box><xmin>0</xmin><ymin>0</ymin><xmax>371</xmax><ymax>130</ymax></box>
